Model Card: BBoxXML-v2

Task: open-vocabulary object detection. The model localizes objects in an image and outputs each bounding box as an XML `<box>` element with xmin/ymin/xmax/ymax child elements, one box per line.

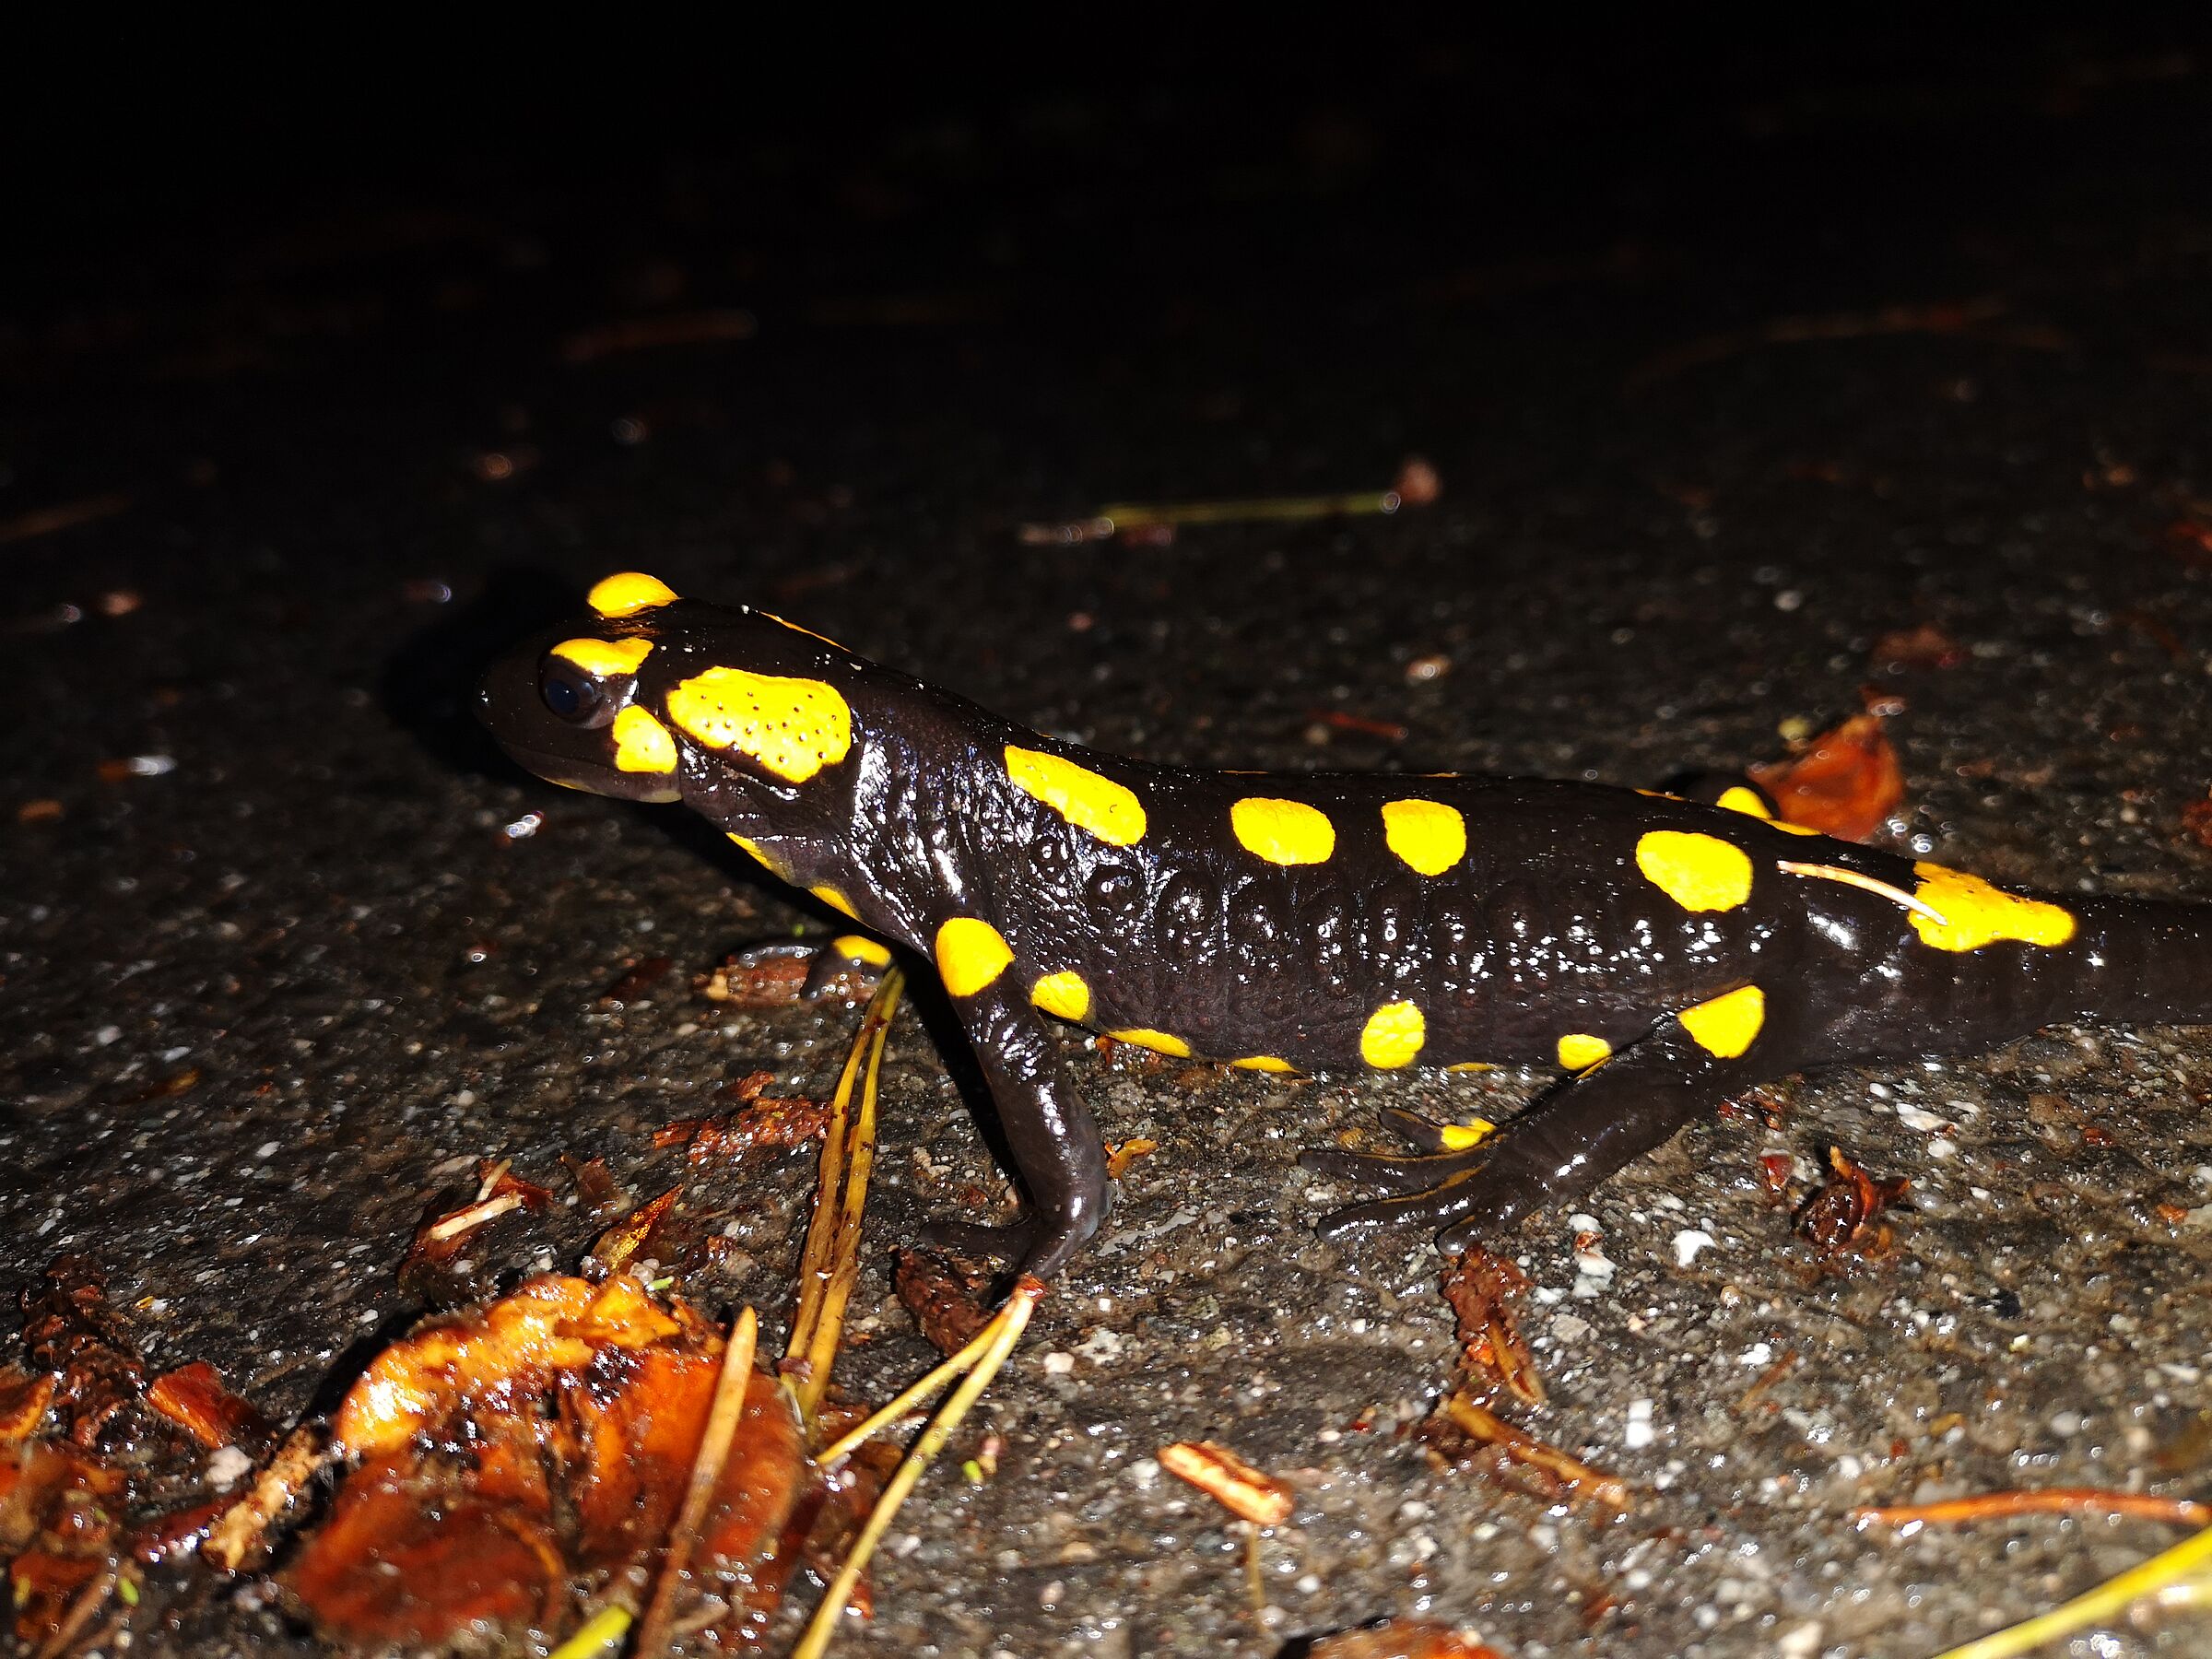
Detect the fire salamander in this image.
<box><xmin>479</xmin><ymin>571</ymin><xmax>2212</xmax><ymax>1277</ymax></box>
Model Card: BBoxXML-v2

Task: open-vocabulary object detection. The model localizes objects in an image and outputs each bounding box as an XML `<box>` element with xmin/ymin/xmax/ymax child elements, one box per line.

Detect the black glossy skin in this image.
<box><xmin>480</xmin><ymin>587</ymin><xmax>2212</xmax><ymax>1277</ymax></box>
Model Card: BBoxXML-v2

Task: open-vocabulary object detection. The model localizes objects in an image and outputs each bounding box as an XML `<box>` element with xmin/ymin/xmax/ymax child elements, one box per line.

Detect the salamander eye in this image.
<box><xmin>538</xmin><ymin>659</ymin><xmax>616</xmax><ymax>727</ymax></box>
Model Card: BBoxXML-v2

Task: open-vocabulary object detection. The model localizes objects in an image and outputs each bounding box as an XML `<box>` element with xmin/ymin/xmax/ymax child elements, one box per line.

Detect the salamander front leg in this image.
<box><xmin>930</xmin><ymin>929</ymin><xmax>1110</xmax><ymax>1279</ymax></box>
<box><xmin>1304</xmin><ymin>998</ymin><xmax>1784</xmax><ymax>1253</ymax></box>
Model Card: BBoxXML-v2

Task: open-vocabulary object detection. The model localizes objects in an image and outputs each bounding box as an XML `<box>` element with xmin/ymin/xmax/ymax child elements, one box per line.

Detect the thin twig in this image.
<box><xmin>791</xmin><ymin>1277</ymin><xmax>1045</xmax><ymax>1659</ymax></box>
<box><xmin>1859</xmin><ymin>1488</ymin><xmax>2212</xmax><ymax>1530</ymax></box>
<box><xmin>1776</xmin><ymin>861</ymin><xmax>1947</xmax><ymax>924</ymax></box>
<box><xmin>632</xmin><ymin>1307</ymin><xmax>759</xmax><ymax>1659</ymax></box>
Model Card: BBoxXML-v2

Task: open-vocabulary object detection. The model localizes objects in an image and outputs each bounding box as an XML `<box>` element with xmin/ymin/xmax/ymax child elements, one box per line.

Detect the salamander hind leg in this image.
<box><xmin>1303</xmin><ymin>988</ymin><xmax>1789</xmax><ymax>1253</ymax></box>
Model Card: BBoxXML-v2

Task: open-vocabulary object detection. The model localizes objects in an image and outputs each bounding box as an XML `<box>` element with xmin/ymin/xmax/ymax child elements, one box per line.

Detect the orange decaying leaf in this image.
<box><xmin>334</xmin><ymin>1276</ymin><xmax>677</xmax><ymax>1458</ymax></box>
<box><xmin>1747</xmin><ymin>712</ymin><xmax>1904</xmax><ymax>842</ymax></box>
<box><xmin>146</xmin><ymin>1361</ymin><xmax>272</xmax><ymax>1452</ymax></box>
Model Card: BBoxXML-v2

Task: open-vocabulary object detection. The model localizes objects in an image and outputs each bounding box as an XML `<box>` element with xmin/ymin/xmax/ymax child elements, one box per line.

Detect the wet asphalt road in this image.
<box><xmin>11</xmin><ymin>34</ymin><xmax>2212</xmax><ymax>1657</ymax></box>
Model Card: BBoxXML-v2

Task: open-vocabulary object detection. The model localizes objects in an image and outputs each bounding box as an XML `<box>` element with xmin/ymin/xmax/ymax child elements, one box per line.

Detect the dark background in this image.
<box><xmin>10</xmin><ymin>21</ymin><xmax>2212</xmax><ymax>1656</ymax></box>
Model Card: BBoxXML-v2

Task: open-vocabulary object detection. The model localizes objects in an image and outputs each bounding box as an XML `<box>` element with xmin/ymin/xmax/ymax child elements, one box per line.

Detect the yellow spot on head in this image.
<box><xmin>1230</xmin><ymin>1054</ymin><xmax>1296</xmax><ymax>1073</ymax></box>
<box><xmin>1004</xmin><ymin>747</ymin><xmax>1147</xmax><ymax>846</ymax></box>
<box><xmin>1360</xmin><ymin>1000</ymin><xmax>1426</xmax><ymax>1069</ymax></box>
<box><xmin>1716</xmin><ymin>785</ymin><xmax>1771</xmax><ymax>818</ymax></box>
<box><xmin>1231</xmin><ymin>797</ymin><xmax>1336</xmax><ymax>865</ymax></box>
<box><xmin>665</xmin><ymin>665</ymin><xmax>853</xmax><ymax>782</ymax></box>
<box><xmin>1774</xmin><ymin>820</ymin><xmax>1823</xmax><ymax>836</ymax></box>
<box><xmin>1908</xmin><ymin>863</ymin><xmax>2077</xmax><ymax>952</ymax></box>
<box><xmin>551</xmin><ymin>637</ymin><xmax>654</xmax><ymax>677</ymax></box>
<box><xmin>610</xmin><ymin>706</ymin><xmax>677</xmax><ymax>773</ymax></box>
<box><xmin>832</xmin><ymin>935</ymin><xmax>892</xmax><ymax>968</ymax></box>
<box><xmin>935</xmin><ymin>917</ymin><xmax>1015</xmax><ymax>998</ymax></box>
<box><xmin>727</xmin><ymin>833</ymin><xmax>789</xmax><ymax>880</ymax></box>
<box><xmin>1677</xmin><ymin>984</ymin><xmax>1766</xmax><ymax>1057</ymax></box>
<box><xmin>1556</xmin><ymin>1032</ymin><xmax>1612</xmax><ymax>1071</ymax></box>
<box><xmin>810</xmin><ymin>885</ymin><xmax>860</xmax><ymax>920</ymax></box>
<box><xmin>588</xmin><ymin>571</ymin><xmax>679</xmax><ymax>618</ymax></box>
<box><xmin>1437</xmin><ymin>1118</ymin><xmax>1495</xmax><ymax>1150</ymax></box>
<box><xmin>1382</xmin><ymin>798</ymin><xmax>1467</xmax><ymax>877</ymax></box>
<box><xmin>1110</xmin><ymin>1028</ymin><xmax>1191</xmax><ymax>1057</ymax></box>
<box><xmin>1636</xmin><ymin>830</ymin><xmax>1754</xmax><ymax>912</ymax></box>
<box><xmin>1030</xmin><ymin>971</ymin><xmax>1091</xmax><ymax>1022</ymax></box>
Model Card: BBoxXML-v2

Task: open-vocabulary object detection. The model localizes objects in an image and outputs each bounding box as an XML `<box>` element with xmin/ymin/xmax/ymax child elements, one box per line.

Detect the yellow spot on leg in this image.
<box><xmin>1556</xmin><ymin>1033</ymin><xmax>1612</xmax><ymax>1071</ymax></box>
<box><xmin>1230</xmin><ymin>1055</ymin><xmax>1296</xmax><ymax>1073</ymax></box>
<box><xmin>587</xmin><ymin>571</ymin><xmax>678</xmax><ymax>618</ymax></box>
<box><xmin>550</xmin><ymin>637</ymin><xmax>654</xmax><ymax>677</ymax></box>
<box><xmin>1677</xmin><ymin>984</ymin><xmax>1766</xmax><ymax>1058</ymax></box>
<box><xmin>1030</xmin><ymin>971</ymin><xmax>1091</xmax><ymax>1022</ymax></box>
<box><xmin>832</xmin><ymin>935</ymin><xmax>892</xmax><ymax>968</ymax></box>
<box><xmin>1110</xmin><ymin>1029</ymin><xmax>1191</xmax><ymax>1057</ymax></box>
<box><xmin>1382</xmin><ymin>798</ymin><xmax>1467</xmax><ymax>877</ymax></box>
<box><xmin>1716</xmin><ymin>785</ymin><xmax>1771</xmax><ymax>818</ymax></box>
<box><xmin>1003</xmin><ymin>747</ymin><xmax>1147</xmax><ymax>845</ymax></box>
<box><xmin>1908</xmin><ymin>863</ymin><xmax>2077</xmax><ymax>952</ymax></box>
<box><xmin>727</xmin><ymin>833</ymin><xmax>789</xmax><ymax>880</ymax></box>
<box><xmin>1437</xmin><ymin>1118</ymin><xmax>1496</xmax><ymax>1150</ymax></box>
<box><xmin>1360</xmin><ymin>1001</ymin><xmax>1426</xmax><ymax>1069</ymax></box>
<box><xmin>810</xmin><ymin>885</ymin><xmax>860</xmax><ymax>919</ymax></box>
<box><xmin>610</xmin><ymin>706</ymin><xmax>677</xmax><ymax>773</ymax></box>
<box><xmin>935</xmin><ymin>918</ymin><xmax>1014</xmax><ymax>997</ymax></box>
<box><xmin>1636</xmin><ymin>830</ymin><xmax>1754</xmax><ymax>912</ymax></box>
<box><xmin>665</xmin><ymin>666</ymin><xmax>853</xmax><ymax>782</ymax></box>
<box><xmin>1231</xmin><ymin>797</ymin><xmax>1336</xmax><ymax>865</ymax></box>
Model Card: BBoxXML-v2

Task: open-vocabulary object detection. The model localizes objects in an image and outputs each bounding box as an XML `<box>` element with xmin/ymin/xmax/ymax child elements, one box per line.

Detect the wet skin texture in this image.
<box><xmin>480</xmin><ymin>575</ymin><xmax>2212</xmax><ymax>1277</ymax></box>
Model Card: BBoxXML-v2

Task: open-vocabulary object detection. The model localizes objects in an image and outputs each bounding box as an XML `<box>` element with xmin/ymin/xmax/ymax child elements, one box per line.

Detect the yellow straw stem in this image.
<box><xmin>815</xmin><ymin>1316</ymin><xmax>1006</xmax><ymax>1467</ymax></box>
<box><xmin>786</xmin><ymin>970</ymin><xmax>903</xmax><ymax>1423</ymax></box>
<box><xmin>798</xmin><ymin>973</ymin><xmax>899</xmax><ymax>1418</ymax></box>
<box><xmin>546</xmin><ymin>1606</ymin><xmax>631</xmax><ymax>1659</ymax></box>
<box><xmin>1926</xmin><ymin>1521</ymin><xmax>2212</xmax><ymax>1659</ymax></box>
<box><xmin>790</xmin><ymin>1277</ymin><xmax>1045</xmax><ymax>1659</ymax></box>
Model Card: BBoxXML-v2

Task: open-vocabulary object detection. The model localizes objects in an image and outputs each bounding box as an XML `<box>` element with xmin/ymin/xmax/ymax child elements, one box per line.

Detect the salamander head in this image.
<box><xmin>477</xmin><ymin>571</ymin><xmax>874</xmax><ymax>813</ymax></box>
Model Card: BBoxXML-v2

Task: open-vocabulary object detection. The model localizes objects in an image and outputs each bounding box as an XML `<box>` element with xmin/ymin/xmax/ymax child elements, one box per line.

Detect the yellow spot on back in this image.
<box><xmin>1774</xmin><ymin>820</ymin><xmax>1822</xmax><ymax>836</ymax></box>
<box><xmin>727</xmin><ymin>833</ymin><xmax>790</xmax><ymax>880</ymax></box>
<box><xmin>1909</xmin><ymin>863</ymin><xmax>2077</xmax><ymax>952</ymax></box>
<box><xmin>1110</xmin><ymin>1028</ymin><xmax>1190</xmax><ymax>1057</ymax></box>
<box><xmin>1231</xmin><ymin>797</ymin><xmax>1336</xmax><ymax>865</ymax></box>
<box><xmin>665</xmin><ymin>666</ymin><xmax>853</xmax><ymax>782</ymax></box>
<box><xmin>1030</xmin><ymin>971</ymin><xmax>1091</xmax><ymax>1022</ymax></box>
<box><xmin>1360</xmin><ymin>1000</ymin><xmax>1426</xmax><ymax>1068</ymax></box>
<box><xmin>551</xmin><ymin>637</ymin><xmax>654</xmax><ymax>677</ymax></box>
<box><xmin>1677</xmin><ymin>984</ymin><xmax>1766</xmax><ymax>1057</ymax></box>
<box><xmin>935</xmin><ymin>918</ymin><xmax>1014</xmax><ymax>998</ymax></box>
<box><xmin>1003</xmin><ymin>747</ymin><xmax>1147</xmax><ymax>846</ymax></box>
<box><xmin>1230</xmin><ymin>1055</ymin><xmax>1295</xmax><ymax>1073</ymax></box>
<box><xmin>610</xmin><ymin>706</ymin><xmax>677</xmax><ymax>773</ymax></box>
<box><xmin>1716</xmin><ymin>785</ymin><xmax>1771</xmax><ymax>818</ymax></box>
<box><xmin>1437</xmin><ymin>1119</ymin><xmax>1495</xmax><ymax>1150</ymax></box>
<box><xmin>1557</xmin><ymin>1033</ymin><xmax>1612</xmax><ymax>1071</ymax></box>
<box><xmin>810</xmin><ymin>885</ymin><xmax>860</xmax><ymax>919</ymax></box>
<box><xmin>1445</xmin><ymin>1061</ymin><xmax>1497</xmax><ymax>1073</ymax></box>
<box><xmin>588</xmin><ymin>571</ymin><xmax>678</xmax><ymax>618</ymax></box>
<box><xmin>1382</xmin><ymin>798</ymin><xmax>1467</xmax><ymax>877</ymax></box>
<box><xmin>832</xmin><ymin>935</ymin><xmax>892</xmax><ymax>967</ymax></box>
<box><xmin>1636</xmin><ymin>830</ymin><xmax>1754</xmax><ymax>912</ymax></box>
